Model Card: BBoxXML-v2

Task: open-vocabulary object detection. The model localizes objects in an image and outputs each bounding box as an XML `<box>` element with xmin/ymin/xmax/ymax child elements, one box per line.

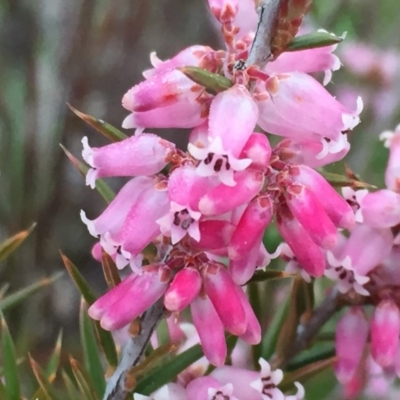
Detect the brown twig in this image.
<box><xmin>245</xmin><ymin>0</ymin><xmax>283</xmax><ymax>69</ymax></box>
<box><xmin>103</xmin><ymin>300</ymin><xmax>164</xmax><ymax>400</ymax></box>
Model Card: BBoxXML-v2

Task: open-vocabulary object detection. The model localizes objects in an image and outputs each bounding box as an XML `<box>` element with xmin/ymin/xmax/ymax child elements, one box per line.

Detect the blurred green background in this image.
<box><xmin>0</xmin><ymin>0</ymin><xmax>399</xmax><ymax>399</ymax></box>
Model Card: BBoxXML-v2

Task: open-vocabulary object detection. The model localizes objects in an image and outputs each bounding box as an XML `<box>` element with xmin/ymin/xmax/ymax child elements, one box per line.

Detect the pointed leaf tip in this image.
<box><xmin>68</xmin><ymin>103</ymin><xmax>127</xmax><ymax>142</ymax></box>
<box><xmin>286</xmin><ymin>31</ymin><xmax>343</xmax><ymax>52</ymax></box>
<box><xmin>0</xmin><ymin>224</ymin><xmax>37</xmax><ymax>263</ymax></box>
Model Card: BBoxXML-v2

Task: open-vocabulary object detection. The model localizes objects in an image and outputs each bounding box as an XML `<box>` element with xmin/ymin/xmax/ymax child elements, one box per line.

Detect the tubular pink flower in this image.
<box><xmin>143</xmin><ymin>45</ymin><xmax>214</xmax><ymax>78</ymax></box>
<box><xmin>273</xmin><ymin>137</ymin><xmax>350</xmax><ymax>168</ymax></box>
<box><xmin>157</xmin><ymin>201</ymin><xmax>202</xmax><ymax>244</ymax></box>
<box><xmin>89</xmin><ymin>264</ymin><xmax>171</xmax><ymax>330</ymax></box>
<box><xmin>328</xmin><ymin>224</ymin><xmax>393</xmax><ymax>276</ymax></box>
<box><xmin>158</xmin><ymin>166</ymin><xmax>212</xmax><ymax>244</ymax></box>
<box><xmin>199</xmin><ymin>170</ymin><xmax>263</xmax><ymax>216</ymax></box>
<box><xmin>190</xmin><ymin>220</ymin><xmax>236</xmax><ymax>251</ymax></box>
<box><xmin>191</xmin><ymin>295</ymin><xmax>227</xmax><ymax>366</ymax></box>
<box><xmin>285</xmin><ymin>183</ymin><xmax>338</xmax><ymax>249</ymax></box>
<box><xmin>203</xmin><ymin>262</ymin><xmax>247</xmax><ymax>336</ymax></box>
<box><xmin>235</xmin><ymin>286</ymin><xmax>261</xmax><ymax>345</ymax></box>
<box><xmin>122</xmin><ymin>69</ymin><xmax>207</xmax><ymax>129</ymax></box>
<box><xmin>276</xmin><ymin>208</ymin><xmax>326</xmax><ymax>277</ymax></box>
<box><xmin>81</xmin><ymin>134</ymin><xmax>175</xmax><ymax>188</ymax></box>
<box><xmin>357</xmin><ymin>189</ymin><xmax>400</xmax><ymax>228</ymax></box>
<box><xmin>80</xmin><ymin>176</ymin><xmax>153</xmax><ymax>237</ymax></box>
<box><xmin>189</xmin><ymin>136</ymin><xmax>252</xmax><ymax>186</ymax></box>
<box><xmin>164</xmin><ymin>268</ymin><xmax>202</xmax><ymax>312</ymax></box>
<box><xmin>275</xmin><ymin>243</ymin><xmax>311</xmax><ymax>282</ymax></box>
<box><xmin>167</xmin><ymin>165</ymin><xmax>212</xmax><ymax>211</ymax></box>
<box><xmin>208</xmin><ymin>84</ymin><xmax>259</xmax><ymax>158</ymax></box>
<box><xmin>257</xmin><ymin>72</ymin><xmax>362</xmax><ymax>155</ymax></box>
<box><xmin>229</xmin><ymin>237</ymin><xmax>261</xmax><ymax>285</ymax></box>
<box><xmin>104</xmin><ymin>183</ymin><xmax>169</xmax><ymax>265</ymax></box>
<box><xmin>267</xmin><ymin>30</ymin><xmax>341</xmax><ymax>85</ymax></box>
<box><xmin>371</xmin><ymin>300</ymin><xmax>400</xmax><ymax>368</ymax></box>
<box><xmin>381</xmin><ymin>125</ymin><xmax>400</xmax><ymax>192</ymax></box>
<box><xmin>335</xmin><ymin>307</ymin><xmax>369</xmax><ymax>384</ymax></box>
<box><xmin>325</xmin><ymin>252</ymin><xmax>370</xmax><ymax>296</ymax></box>
<box><xmin>186</xmin><ymin>376</ymin><xmax>221</xmax><ymax>400</ymax></box>
<box><xmin>229</xmin><ymin>195</ymin><xmax>273</xmax><ymax>260</ymax></box>
<box><xmin>211</xmin><ymin>366</ymin><xmax>260</xmax><ymax>400</ymax></box>
<box><xmin>250</xmin><ymin>358</ymin><xmax>285</xmax><ymax>400</ymax></box>
<box><xmin>240</xmin><ymin>132</ymin><xmax>272</xmax><ymax>170</ymax></box>
<box><xmin>289</xmin><ymin>165</ymin><xmax>355</xmax><ymax>229</ymax></box>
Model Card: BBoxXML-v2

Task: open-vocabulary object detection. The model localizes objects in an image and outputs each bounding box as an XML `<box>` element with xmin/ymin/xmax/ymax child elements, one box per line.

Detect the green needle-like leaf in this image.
<box><xmin>60</xmin><ymin>252</ymin><xmax>96</xmax><ymax>304</ymax></box>
<box><xmin>62</xmin><ymin>370</ymin><xmax>81</xmax><ymax>400</ymax></box>
<box><xmin>179</xmin><ymin>66</ymin><xmax>233</xmax><ymax>94</ymax></box>
<box><xmin>60</xmin><ymin>144</ymin><xmax>115</xmax><ymax>203</ymax></box>
<box><xmin>261</xmin><ymin>298</ymin><xmax>289</xmax><ymax>360</ymax></box>
<box><xmin>320</xmin><ymin>170</ymin><xmax>376</xmax><ymax>189</ymax></box>
<box><xmin>101</xmin><ymin>250</ymin><xmax>121</xmax><ymax>288</ymax></box>
<box><xmin>1</xmin><ymin>315</ymin><xmax>20</xmax><ymax>400</ymax></box>
<box><xmin>45</xmin><ymin>330</ymin><xmax>63</xmax><ymax>380</ymax></box>
<box><xmin>80</xmin><ymin>299</ymin><xmax>106</xmax><ymax>397</ymax></box>
<box><xmin>0</xmin><ymin>223</ymin><xmax>36</xmax><ymax>263</ymax></box>
<box><xmin>70</xmin><ymin>357</ymin><xmax>99</xmax><ymax>400</ymax></box>
<box><xmin>286</xmin><ymin>31</ymin><xmax>343</xmax><ymax>52</ymax></box>
<box><xmin>29</xmin><ymin>355</ymin><xmax>60</xmax><ymax>400</ymax></box>
<box><xmin>0</xmin><ymin>272</ymin><xmax>63</xmax><ymax>312</ymax></box>
<box><xmin>135</xmin><ymin>343</ymin><xmax>204</xmax><ymax>395</ymax></box>
<box><xmin>249</xmin><ymin>270</ymin><xmax>296</xmax><ymax>283</ymax></box>
<box><xmin>60</xmin><ymin>252</ymin><xmax>118</xmax><ymax>367</ymax></box>
<box><xmin>68</xmin><ymin>103</ymin><xmax>127</xmax><ymax>142</ymax></box>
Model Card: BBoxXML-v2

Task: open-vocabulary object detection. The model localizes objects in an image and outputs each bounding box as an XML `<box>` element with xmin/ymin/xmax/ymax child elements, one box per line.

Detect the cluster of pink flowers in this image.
<box><xmin>76</xmin><ymin>0</ymin><xmax>400</xmax><ymax>397</ymax></box>
<box><xmin>135</xmin><ymin>358</ymin><xmax>304</xmax><ymax>400</ymax></box>
<box><xmin>333</xmin><ymin>125</ymin><xmax>400</xmax><ymax>397</ymax></box>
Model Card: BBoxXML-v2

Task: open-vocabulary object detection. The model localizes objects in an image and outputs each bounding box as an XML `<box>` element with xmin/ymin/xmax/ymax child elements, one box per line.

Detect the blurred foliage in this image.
<box><xmin>0</xmin><ymin>0</ymin><xmax>399</xmax><ymax>399</ymax></box>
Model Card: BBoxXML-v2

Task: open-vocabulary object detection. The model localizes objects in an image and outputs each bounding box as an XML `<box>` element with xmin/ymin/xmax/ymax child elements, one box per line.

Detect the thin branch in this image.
<box><xmin>277</xmin><ymin>287</ymin><xmax>341</xmax><ymax>368</ymax></box>
<box><xmin>103</xmin><ymin>300</ymin><xmax>164</xmax><ymax>400</ymax></box>
<box><xmin>245</xmin><ymin>0</ymin><xmax>283</xmax><ymax>69</ymax></box>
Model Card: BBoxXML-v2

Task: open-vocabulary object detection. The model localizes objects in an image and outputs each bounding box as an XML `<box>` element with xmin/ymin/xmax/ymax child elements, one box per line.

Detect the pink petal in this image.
<box><xmin>164</xmin><ymin>268</ymin><xmax>202</xmax><ymax>312</ymax></box>
<box><xmin>81</xmin><ymin>134</ymin><xmax>175</xmax><ymax>185</ymax></box>
<box><xmin>191</xmin><ymin>295</ymin><xmax>227</xmax><ymax>366</ymax></box>
<box><xmin>203</xmin><ymin>263</ymin><xmax>246</xmax><ymax>336</ymax></box>
<box><xmin>229</xmin><ymin>195</ymin><xmax>273</xmax><ymax>260</ymax></box>
<box><xmin>240</xmin><ymin>132</ymin><xmax>272</xmax><ymax>170</ymax></box>
<box><xmin>371</xmin><ymin>300</ymin><xmax>400</xmax><ymax>367</ymax></box>
<box><xmin>209</xmin><ymin>84</ymin><xmax>258</xmax><ymax>157</ymax></box>
<box><xmin>335</xmin><ymin>307</ymin><xmax>369</xmax><ymax>384</ymax></box>
<box><xmin>81</xmin><ymin>176</ymin><xmax>153</xmax><ymax>236</ymax></box>
<box><xmin>381</xmin><ymin>125</ymin><xmax>400</xmax><ymax>192</ymax></box>
<box><xmin>285</xmin><ymin>183</ymin><xmax>338</xmax><ymax>249</ymax></box>
<box><xmin>190</xmin><ymin>220</ymin><xmax>236</xmax><ymax>251</ymax></box>
<box><xmin>289</xmin><ymin>165</ymin><xmax>355</xmax><ymax>229</ymax></box>
<box><xmin>110</xmin><ymin>184</ymin><xmax>170</xmax><ymax>257</ymax></box>
<box><xmin>359</xmin><ymin>189</ymin><xmax>400</xmax><ymax>228</ymax></box>
<box><xmin>199</xmin><ymin>170</ymin><xmax>263</xmax><ymax>216</ymax></box>
<box><xmin>276</xmin><ymin>207</ymin><xmax>326</xmax><ymax>277</ymax></box>
<box><xmin>257</xmin><ymin>72</ymin><xmax>361</xmax><ymax>144</ymax></box>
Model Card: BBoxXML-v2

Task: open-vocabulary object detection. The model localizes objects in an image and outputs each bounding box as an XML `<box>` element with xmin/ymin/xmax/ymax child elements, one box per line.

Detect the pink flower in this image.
<box><xmin>81</xmin><ymin>134</ymin><xmax>175</xmax><ymax>188</ymax></box>
<box><xmin>88</xmin><ymin>264</ymin><xmax>171</xmax><ymax>330</ymax></box>
<box><xmin>256</xmin><ymin>73</ymin><xmax>362</xmax><ymax>157</ymax></box>
<box><xmin>371</xmin><ymin>300</ymin><xmax>400</xmax><ymax>367</ymax></box>
<box><xmin>335</xmin><ymin>307</ymin><xmax>369</xmax><ymax>384</ymax></box>
<box><xmin>381</xmin><ymin>125</ymin><xmax>400</xmax><ymax>193</ymax></box>
<box><xmin>122</xmin><ymin>68</ymin><xmax>208</xmax><ymax>129</ymax></box>
<box><xmin>276</xmin><ymin>206</ymin><xmax>326</xmax><ymax>277</ymax></box>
